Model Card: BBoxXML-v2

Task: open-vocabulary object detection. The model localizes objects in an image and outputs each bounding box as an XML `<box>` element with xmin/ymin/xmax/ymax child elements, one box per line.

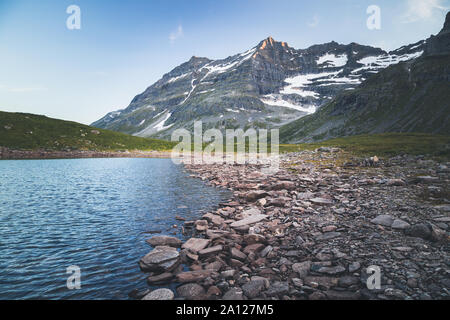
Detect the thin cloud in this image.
<box><xmin>401</xmin><ymin>0</ymin><xmax>449</xmax><ymax>23</ymax></box>
<box><xmin>308</xmin><ymin>15</ymin><xmax>320</xmax><ymax>28</ymax></box>
<box><xmin>169</xmin><ymin>25</ymin><xmax>184</xmax><ymax>44</ymax></box>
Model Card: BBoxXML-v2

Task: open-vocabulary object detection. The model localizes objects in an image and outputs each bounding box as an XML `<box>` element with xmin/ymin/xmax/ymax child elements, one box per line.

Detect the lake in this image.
<box><xmin>0</xmin><ymin>158</ymin><xmax>230</xmax><ymax>299</ymax></box>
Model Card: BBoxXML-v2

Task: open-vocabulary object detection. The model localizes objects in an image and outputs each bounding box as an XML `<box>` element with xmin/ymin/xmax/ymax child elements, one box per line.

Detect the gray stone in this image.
<box><xmin>142</xmin><ymin>288</ymin><xmax>174</xmax><ymax>300</ymax></box>
<box><xmin>139</xmin><ymin>247</ymin><xmax>180</xmax><ymax>273</ymax></box>
<box><xmin>146</xmin><ymin>235</ymin><xmax>182</xmax><ymax>248</ymax></box>
<box><xmin>292</xmin><ymin>261</ymin><xmax>311</xmax><ymax>278</ymax></box>
<box><xmin>265</xmin><ymin>281</ymin><xmax>289</xmax><ymax>297</ymax></box>
<box><xmin>182</xmin><ymin>238</ymin><xmax>211</xmax><ymax>253</ymax></box>
<box><xmin>230</xmin><ymin>214</ymin><xmax>268</xmax><ymax>228</ymax></box>
<box><xmin>391</xmin><ymin>219</ymin><xmax>411</xmax><ymax>230</ymax></box>
<box><xmin>222</xmin><ymin>288</ymin><xmax>244</xmax><ymax>300</ymax></box>
<box><xmin>176</xmin><ymin>283</ymin><xmax>206</xmax><ymax>300</ymax></box>
<box><xmin>242</xmin><ymin>279</ymin><xmax>266</xmax><ymax>298</ymax></box>
<box><xmin>371</xmin><ymin>215</ymin><xmax>395</xmax><ymax>227</ymax></box>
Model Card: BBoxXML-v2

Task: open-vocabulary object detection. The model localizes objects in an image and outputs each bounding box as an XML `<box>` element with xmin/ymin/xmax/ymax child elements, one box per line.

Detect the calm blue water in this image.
<box><xmin>0</xmin><ymin>158</ymin><xmax>230</xmax><ymax>300</ymax></box>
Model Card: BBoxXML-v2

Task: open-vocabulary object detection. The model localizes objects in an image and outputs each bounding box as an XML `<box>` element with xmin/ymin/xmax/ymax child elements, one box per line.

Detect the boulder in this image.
<box><xmin>142</xmin><ymin>288</ymin><xmax>174</xmax><ymax>300</ymax></box>
<box><xmin>139</xmin><ymin>247</ymin><xmax>180</xmax><ymax>273</ymax></box>
<box><xmin>146</xmin><ymin>236</ymin><xmax>182</xmax><ymax>248</ymax></box>
<box><xmin>176</xmin><ymin>283</ymin><xmax>206</xmax><ymax>300</ymax></box>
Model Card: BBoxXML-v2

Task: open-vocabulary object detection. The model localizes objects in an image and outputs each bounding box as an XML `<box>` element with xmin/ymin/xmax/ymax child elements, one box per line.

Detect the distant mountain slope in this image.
<box><xmin>92</xmin><ymin>36</ymin><xmax>424</xmax><ymax>139</ymax></box>
<box><xmin>0</xmin><ymin>111</ymin><xmax>174</xmax><ymax>151</ymax></box>
<box><xmin>280</xmin><ymin>13</ymin><xmax>450</xmax><ymax>143</ymax></box>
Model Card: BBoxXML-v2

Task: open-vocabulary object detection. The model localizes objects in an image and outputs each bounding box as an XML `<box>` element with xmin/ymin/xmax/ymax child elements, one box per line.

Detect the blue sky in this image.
<box><xmin>0</xmin><ymin>0</ymin><xmax>448</xmax><ymax>124</ymax></box>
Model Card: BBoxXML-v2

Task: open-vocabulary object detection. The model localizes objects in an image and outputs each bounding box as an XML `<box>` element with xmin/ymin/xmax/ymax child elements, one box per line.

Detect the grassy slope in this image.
<box><xmin>0</xmin><ymin>111</ymin><xmax>176</xmax><ymax>151</ymax></box>
<box><xmin>280</xmin><ymin>133</ymin><xmax>450</xmax><ymax>159</ymax></box>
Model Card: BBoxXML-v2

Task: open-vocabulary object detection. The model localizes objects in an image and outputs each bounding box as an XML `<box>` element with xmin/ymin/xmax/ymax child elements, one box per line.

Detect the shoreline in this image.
<box><xmin>0</xmin><ymin>147</ymin><xmax>173</xmax><ymax>160</ymax></box>
<box><xmin>137</xmin><ymin>150</ymin><xmax>449</xmax><ymax>300</ymax></box>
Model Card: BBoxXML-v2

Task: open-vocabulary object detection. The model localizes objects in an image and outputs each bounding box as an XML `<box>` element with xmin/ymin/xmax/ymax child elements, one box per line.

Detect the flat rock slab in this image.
<box><xmin>230</xmin><ymin>214</ymin><xmax>268</xmax><ymax>228</ymax></box>
<box><xmin>146</xmin><ymin>236</ymin><xmax>182</xmax><ymax>248</ymax></box>
<box><xmin>310</xmin><ymin>198</ymin><xmax>333</xmax><ymax>205</ymax></box>
<box><xmin>199</xmin><ymin>245</ymin><xmax>223</xmax><ymax>257</ymax></box>
<box><xmin>139</xmin><ymin>247</ymin><xmax>180</xmax><ymax>272</ymax></box>
<box><xmin>142</xmin><ymin>288</ymin><xmax>174</xmax><ymax>300</ymax></box>
<box><xmin>176</xmin><ymin>270</ymin><xmax>214</xmax><ymax>283</ymax></box>
<box><xmin>182</xmin><ymin>238</ymin><xmax>211</xmax><ymax>253</ymax></box>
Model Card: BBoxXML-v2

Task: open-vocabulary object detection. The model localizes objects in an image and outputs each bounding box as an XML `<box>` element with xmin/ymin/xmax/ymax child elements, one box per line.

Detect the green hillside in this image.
<box><xmin>0</xmin><ymin>111</ymin><xmax>175</xmax><ymax>151</ymax></box>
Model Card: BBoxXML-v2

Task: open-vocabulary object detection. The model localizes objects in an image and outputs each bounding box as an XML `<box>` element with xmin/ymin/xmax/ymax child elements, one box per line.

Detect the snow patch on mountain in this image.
<box><xmin>317</xmin><ymin>53</ymin><xmax>348</xmax><ymax>67</ymax></box>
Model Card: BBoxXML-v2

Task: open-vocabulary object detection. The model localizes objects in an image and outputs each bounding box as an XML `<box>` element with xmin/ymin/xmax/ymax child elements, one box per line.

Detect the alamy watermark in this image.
<box><xmin>66</xmin><ymin>265</ymin><xmax>81</xmax><ymax>290</ymax></box>
<box><xmin>366</xmin><ymin>265</ymin><xmax>381</xmax><ymax>290</ymax></box>
<box><xmin>66</xmin><ymin>5</ymin><xmax>81</xmax><ymax>30</ymax></box>
<box><xmin>367</xmin><ymin>5</ymin><xmax>381</xmax><ymax>30</ymax></box>
<box><xmin>171</xmin><ymin>121</ymin><xmax>280</xmax><ymax>173</ymax></box>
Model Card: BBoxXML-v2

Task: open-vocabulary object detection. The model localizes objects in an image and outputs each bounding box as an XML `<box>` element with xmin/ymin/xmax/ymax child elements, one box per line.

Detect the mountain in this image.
<box><xmin>280</xmin><ymin>12</ymin><xmax>450</xmax><ymax>143</ymax></box>
<box><xmin>92</xmin><ymin>36</ymin><xmax>424</xmax><ymax>139</ymax></box>
<box><xmin>0</xmin><ymin>111</ymin><xmax>174</xmax><ymax>151</ymax></box>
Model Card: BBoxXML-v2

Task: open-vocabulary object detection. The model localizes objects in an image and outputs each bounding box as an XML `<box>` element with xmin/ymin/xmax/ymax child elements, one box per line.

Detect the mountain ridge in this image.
<box><xmin>280</xmin><ymin>12</ymin><xmax>450</xmax><ymax>143</ymax></box>
<box><xmin>92</xmin><ymin>34</ymin><xmax>426</xmax><ymax>139</ymax></box>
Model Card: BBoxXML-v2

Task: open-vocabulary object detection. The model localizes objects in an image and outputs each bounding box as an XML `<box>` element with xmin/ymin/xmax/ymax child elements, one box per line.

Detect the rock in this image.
<box><xmin>139</xmin><ymin>247</ymin><xmax>180</xmax><ymax>273</ymax></box>
<box><xmin>370</xmin><ymin>215</ymin><xmax>395</xmax><ymax>227</ymax></box>
<box><xmin>348</xmin><ymin>262</ymin><xmax>361</xmax><ymax>273</ymax></box>
<box><xmin>176</xmin><ymin>283</ymin><xmax>206</xmax><ymax>300</ymax></box>
<box><xmin>176</xmin><ymin>270</ymin><xmax>214</xmax><ymax>283</ymax></box>
<box><xmin>230</xmin><ymin>247</ymin><xmax>247</xmax><ymax>261</ymax></box>
<box><xmin>257</xmin><ymin>198</ymin><xmax>267</xmax><ymax>206</ymax></box>
<box><xmin>182</xmin><ymin>238</ymin><xmax>211</xmax><ymax>253</ymax></box>
<box><xmin>322</xmin><ymin>225</ymin><xmax>337</xmax><ymax>233</ymax></box>
<box><xmin>304</xmin><ymin>276</ymin><xmax>339</xmax><ymax>289</ymax></box>
<box><xmin>292</xmin><ymin>261</ymin><xmax>311</xmax><ymax>278</ymax></box>
<box><xmin>222</xmin><ymin>288</ymin><xmax>244</xmax><ymax>300</ymax></box>
<box><xmin>406</xmin><ymin>223</ymin><xmax>432</xmax><ymax>240</ymax></box>
<box><xmin>338</xmin><ymin>276</ymin><xmax>359</xmax><ymax>287</ymax></box>
<box><xmin>230</xmin><ymin>214</ymin><xmax>268</xmax><ymax>228</ymax></box>
<box><xmin>199</xmin><ymin>245</ymin><xmax>223</xmax><ymax>257</ymax></box>
<box><xmin>315</xmin><ymin>232</ymin><xmax>341</xmax><ymax>241</ymax></box>
<box><xmin>434</xmin><ymin>204</ymin><xmax>450</xmax><ymax>212</ymax></box>
<box><xmin>310</xmin><ymin>198</ymin><xmax>333</xmax><ymax>205</ymax></box>
<box><xmin>146</xmin><ymin>236</ymin><xmax>182</xmax><ymax>248</ymax></box>
<box><xmin>242</xmin><ymin>279</ymin><xmax>266</xmax><ymax>298</ymax></box>
<box><xmin>260</xmin><ymin>245</ymin><xmax>273</xmax><ymax>258</ymax></box>
<box><xmin>243</xmin><ymin>190</ymin><xmax>269</xmax><ymax>202</ymax></box>
<box><xmin>317</xmin><ymin>266</ymin><xmax>346</xmax><ymax>275</ymax></box>
<box><xmin>413</xmin><ymin>176</ymin><xmax>439</xmax><ymax>184</ymax></box>
<box><xmin>265</xmin><ymin>281</ymin><xmax>289</xmax><ymax>297</ymax></box>
<box><xmin>270</xmin><ymin>181</ymin><xmax>296</xmax><ymax>191</ymax></box>
<box><xmin>243</xmin><ymin>234</ymin><xmax>266</xmax><ymax>244</ymax></box>
<box><xmin>195</xmin><ymin>220</ymin><xmax>208</xmax><ymax>231</ymax></box>
<box><xmin>147</xmin><ymin>272</ymin><xmax>173</xmax><ymax>284</ymax></box>
<box><xmin>221</xmin><ymin>269</ymin><xmax>238</xmax><ymax>279</ymax></box>
<box><xmin>243</xmin><ymin>243</ymin><xmax>265</xmax><ymax>254</ymax></box>
<box><xmin>206</xmin><ymin>286</ymin><xmax>221</xmax><ymax>298</ymax></box>
<box><xmin>430</xmin><ymin>225</ymin><xmax>447</xmax><ymax>242</ymax></box>
<box><xmin>386</xmin><ymin>179</ymin><xmax>406</xmax><ymax>186</ymax></box>
<box><xmin>142</xmin><ymin>288</ymin><xmax>174</xmax><ymax>300</ymax></box>
<box><xmin>391</xmin><ymin>219</ymin><xmax>410</xmax><ymax>230</ymax></box>
<box><xmin>204</xmin><ymin>261</ymin><xmax>223</xmax><ymax>271</ymax></box>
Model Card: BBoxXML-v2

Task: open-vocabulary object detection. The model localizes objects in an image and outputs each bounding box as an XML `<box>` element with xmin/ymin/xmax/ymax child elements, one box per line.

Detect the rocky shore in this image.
<box><xmin>0</xmin><ymin>147</ymin><xmax>172</xmax><ymax>160</ymax></box>
<box><xmin>136</xmin><ymin>149</ymin><xmax>449</xmax><ymax>300</ymax></box>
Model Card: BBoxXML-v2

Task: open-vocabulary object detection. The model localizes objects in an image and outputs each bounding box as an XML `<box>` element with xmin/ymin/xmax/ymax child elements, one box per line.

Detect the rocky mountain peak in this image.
<box><xmin>424</xmin><ymin>11</ymin><xmax>450</xmax><ymax>57</ymax></box>
<box><xmin>443</xmin><ymin>11</ymin><xmax>450</xmax><ymax>33</ymax></box>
